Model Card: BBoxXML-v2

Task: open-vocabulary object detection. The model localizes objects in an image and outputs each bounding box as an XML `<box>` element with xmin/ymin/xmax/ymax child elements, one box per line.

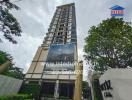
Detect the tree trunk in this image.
<box><xmin>0</xmin><ymin>60</ymin><xmax>11</xmax><ymax>74</ymax></box>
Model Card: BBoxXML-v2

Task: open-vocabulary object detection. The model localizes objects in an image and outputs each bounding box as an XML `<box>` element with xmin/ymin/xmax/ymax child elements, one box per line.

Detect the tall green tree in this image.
<box><xmin>0</xmin><ymin>50</ymin><xmax>12</xmax><ymax>65</ymax></box>
<box><xmin>0</xmin><ymin>0</ymin><xmax>22</xmax><ymax>43</ymax></box>
<box><xmin>84</xmin><ymin>18</ymin><xmax>132</xmax><ymax>72</ymax></box>
<box><xmin>0</xmin><ymin>51</ymin><xmax>24</xmax><ymax>79</ymax></box>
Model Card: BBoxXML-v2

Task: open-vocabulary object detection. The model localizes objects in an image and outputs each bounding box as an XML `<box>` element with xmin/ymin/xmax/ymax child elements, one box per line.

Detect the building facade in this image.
<box><xmin>25</xmin><ymin>3</ymin><xmax>82</xmax><ymax>100</ymax></box>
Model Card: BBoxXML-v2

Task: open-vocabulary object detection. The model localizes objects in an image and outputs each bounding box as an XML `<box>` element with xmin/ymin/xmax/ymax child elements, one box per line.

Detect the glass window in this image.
<box><xmin>50</xmin><ymin>28</ymin><xmax>55</xmax><ymax>32</ymax></box>
<box><xmin>60</xmin><ymin>19</ymin><xmax>65</xmax><ymax>23</ymax></box>
<box><xmin>67</xmin><ymin>34</ymin><xmax>71</xmax><ymax>38</ymax></box>
<box><xmin>57</xmin><ymin>8</ymin><xmax>61</xmax><ymax>12</ymax></box>
<box><xmin>69</xmin><ymin>15</ymin><xmax>72</xmax><ymax>19</ymax></box>
<box><xmin>67</xmin><ymin>38</ymin><xmax>71</xmax><ymax>43</ymax></box>
<box><xmin>68</xmin><ymin>23</ymin><xmax>72</xmax><ymax>27</ymax></box>
<box><xmin>48</xmin><ymin>33</ymin><xmax>53</xmax><ymax>38</ymax></box>
<box><xmin>60</xmin><ymin>24</ymin><xmax>64</xmax><ymax>27</ymax></box>
<box><xmin>59</xmin><ymin>28</ymin><xmax>63</xmax><ymax>30</ymax></box>
<box><xmin>58</xmin><ymin>32</ymin><xmax>63</xmax><ymax>36</ymax></box>
<box><xmin>68</xmin><ymin>31</ymin><xmax>71</xmax><ymax>35</ymax></box>
<box><xmin>52</xmin><ymin>25</ymin><xmax>56</xmax><ymax>28</ymax></box>
<box><xmin>54</xmin><ymin>20</ymin><xmax>58</xmax><ymax>24</ymax></box>
<box><xmin>56</xmin><ymin>14</ymin><xmax>59</xmax><ymax>18</ymax></box>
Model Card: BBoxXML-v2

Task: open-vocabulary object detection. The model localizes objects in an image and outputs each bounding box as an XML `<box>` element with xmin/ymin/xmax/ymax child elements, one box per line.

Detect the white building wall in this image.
<box><xmin>0</xmin><ymin>75</ymin><xmax>23</xmax><ymax>96</ymax></box>
<box><xmin>99</xmin><ymin>68</ymin><xmax>132</xmax><ymax>100</ymax></box>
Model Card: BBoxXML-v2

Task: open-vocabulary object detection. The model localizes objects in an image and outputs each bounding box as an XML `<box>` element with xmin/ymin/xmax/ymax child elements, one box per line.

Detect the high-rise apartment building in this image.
<box><xmin>25</xmin><ymin>3</ymin><xmax>82</xmax><ymax>100</ymax></box>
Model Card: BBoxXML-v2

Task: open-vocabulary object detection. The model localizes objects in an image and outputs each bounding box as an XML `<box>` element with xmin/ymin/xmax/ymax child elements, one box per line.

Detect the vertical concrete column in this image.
<box><xmin>54</xmin><ymin>80</ymin><xmax>59</xmax><ymax>99</ymax></box>
<box><xmin>88</xmin><ymin>70</ymin><xmax>94</xmax><ymax>100</ymax></box>
<box><xmin>74</xmin><ymin>62</ymin><xmax>83</xmax><ymax>100</ymax></box>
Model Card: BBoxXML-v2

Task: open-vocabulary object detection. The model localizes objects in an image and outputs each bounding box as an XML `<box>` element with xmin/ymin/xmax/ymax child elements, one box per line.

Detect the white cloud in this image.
<box><xmin>0</xmin><ymin>32</ymin><xmax>42</xmax><ymax>73</ymax></box>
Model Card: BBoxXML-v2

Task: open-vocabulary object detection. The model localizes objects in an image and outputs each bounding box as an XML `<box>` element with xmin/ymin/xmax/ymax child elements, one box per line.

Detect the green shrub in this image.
<box><xmin>42</xmin><ymin>94</ymin><xmax>54</xmax><ymax>98</ymax></box>
<box><xmin>59</xmin><ymin>96</ymin><xmax>70</xmax><ymax>99</ymax></box>
<box><xmin>19</xmin><ymin>84</ymin><xmax>41</xmax><ymax>99</ymax></box>
<box><xmin>19</xmin><ymin>84</ymin><xmax>40</xmax><ymax>93</ymax></box>
<box><xmin>92</xmin><ymin>79</ymin><xmax>103</xmax><ymax>100</ymax></box>
<box><xmin>0</xmin><ymin>94</ymin><xmax>32</xmax><ymax>100</ymax></box>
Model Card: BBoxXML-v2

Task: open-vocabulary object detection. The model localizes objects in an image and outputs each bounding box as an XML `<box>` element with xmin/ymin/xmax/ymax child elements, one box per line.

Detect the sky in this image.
<box><xmin>0</xmin><ymin>0</ymin><xmax>132</xmax><ymax>80</ymax></box>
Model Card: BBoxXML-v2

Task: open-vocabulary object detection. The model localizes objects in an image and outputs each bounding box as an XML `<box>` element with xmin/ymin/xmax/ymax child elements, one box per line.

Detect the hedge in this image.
<box><xmin>19</xmin><ymin>84</ymin><xmax>41</xmax><ymax>94</ymax></box>
<box><xmin>92</xmin><ymin>79</ymin><xmax>103</xmax><ymax>100</ymax></box>
<box><xmin>0</xmin><ymin>94</ymin><xmax>32</xmax><ymax>100</ymax></box>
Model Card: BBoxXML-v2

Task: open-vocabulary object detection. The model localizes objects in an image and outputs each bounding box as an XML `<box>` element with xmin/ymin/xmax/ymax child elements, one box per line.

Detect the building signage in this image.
<box><xmin>44</xmin><ymin>43</ymin><xmax>76</xmax><ymax>71</ymax></box>
<box><xmin>100</xmin><ymin>80</ymin><xmax>113</xmax><ymax>98</ymax></box>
